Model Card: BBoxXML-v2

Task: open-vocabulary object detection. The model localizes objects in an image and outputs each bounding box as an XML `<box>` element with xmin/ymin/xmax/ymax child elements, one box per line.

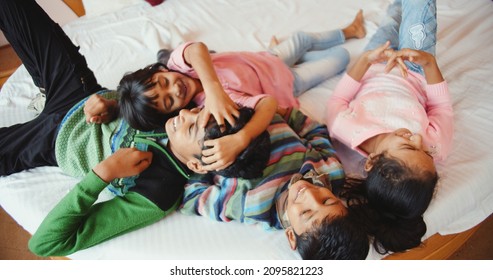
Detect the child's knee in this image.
<box><xmin>334</xmin><ymin>47</ymin><xmax>350</xmax><ymax>66</ymax></box>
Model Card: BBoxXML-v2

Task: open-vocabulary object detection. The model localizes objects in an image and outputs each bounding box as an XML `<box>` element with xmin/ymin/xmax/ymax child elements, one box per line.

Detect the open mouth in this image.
<box><xmin>178</xmin><ymin>80</ymin><xmax>187</xmax><ymax>99</ymax></box>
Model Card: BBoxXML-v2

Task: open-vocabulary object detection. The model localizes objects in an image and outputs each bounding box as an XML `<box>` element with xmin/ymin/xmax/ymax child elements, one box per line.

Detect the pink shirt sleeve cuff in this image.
<box><xmin>332</xmin><ymin>73</ymin><xmax>362</xmax><ymax>100</ymax></box>
<box><xmin>426</xmin><ymin>80</ymin><xmax>451</xmax><ymax>106</ymax></box>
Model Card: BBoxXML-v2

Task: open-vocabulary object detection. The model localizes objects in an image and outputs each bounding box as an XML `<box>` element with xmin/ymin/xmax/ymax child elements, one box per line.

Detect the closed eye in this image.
<box><xmin>403</xmin><ymin>144</ymin><xmax>434</xmax><ymax>159</ymax></box>
<box><xmin>324</xmin><ymin>198</ymin><xmax>338</xmax><ymax>206</ymax></box>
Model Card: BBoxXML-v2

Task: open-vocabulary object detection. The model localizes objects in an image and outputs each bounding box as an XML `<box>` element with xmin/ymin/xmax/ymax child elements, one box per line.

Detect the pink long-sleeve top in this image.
<box><xmin>167</xmin><ymin>42</ymin><xmax>298</xmax><ymax>109</ymax></box>
<box><xmin>326</xmin><ymin>64</ymin><xmax>453</xmax><ymax>162</ymax></box>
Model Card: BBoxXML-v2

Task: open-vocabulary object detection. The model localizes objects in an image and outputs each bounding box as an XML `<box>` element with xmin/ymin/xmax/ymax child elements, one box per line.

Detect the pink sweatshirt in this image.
<box><xmin>326</xmin><ymin>64</ymin><xmax>453</xmax><ymax>162</ymax></box>
<box><xmin>167</xmin><ymin>42</ymin><xmax>298</xmax><ymax>109</ymax></box>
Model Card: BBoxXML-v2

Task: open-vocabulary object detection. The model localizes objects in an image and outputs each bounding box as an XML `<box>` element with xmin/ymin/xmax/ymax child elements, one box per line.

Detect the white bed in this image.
<box><xmin>1</xmin><ymin>0</ymin><xmax>492</xmax><ymax>260</ymax></box>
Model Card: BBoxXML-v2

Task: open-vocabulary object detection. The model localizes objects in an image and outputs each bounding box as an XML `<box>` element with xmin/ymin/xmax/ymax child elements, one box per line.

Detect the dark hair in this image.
<box><xmin>201</xmin><ymin>107</ymin><xmax>270</xmax><ymax>179</ymax></box>
<box><xmin>294</xmin><ymin>213</ymin><xmax>369</xmax><ymax>260</ymax></box>
<box><xmin>117</xmin><ymin>63</ymin><xmax>195</xmax><ymax>131</ymax></box>
<box><xmin>342</xmin><ymin>154</ymin><xmax>438</xmax><ymax>254</ymax></box>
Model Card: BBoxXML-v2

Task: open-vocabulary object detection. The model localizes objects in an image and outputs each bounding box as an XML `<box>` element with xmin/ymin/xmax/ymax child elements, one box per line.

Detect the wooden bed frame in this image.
<box><xmin>59</xmin><ymin>0</ymin><xmax>479</xmax><ymax>260</ymax></box>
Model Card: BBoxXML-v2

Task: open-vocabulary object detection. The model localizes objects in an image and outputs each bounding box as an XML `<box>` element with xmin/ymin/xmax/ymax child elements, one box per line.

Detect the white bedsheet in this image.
<box><xmin>1</xmin><ymin>0</ymin><xmax>493</xmax><ymax>260</ymax></box>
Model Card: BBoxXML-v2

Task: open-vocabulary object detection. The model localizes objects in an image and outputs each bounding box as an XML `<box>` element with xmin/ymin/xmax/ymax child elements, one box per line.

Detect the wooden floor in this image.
<box><xmin>0</xmin><ymin>45</ymin><xmax>22</xmax><ymax>88</ymax></box>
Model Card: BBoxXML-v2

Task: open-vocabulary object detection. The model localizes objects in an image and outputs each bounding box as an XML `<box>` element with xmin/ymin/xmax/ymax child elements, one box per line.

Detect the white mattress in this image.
<box><xmin>1</xmin><ymin>0</ymin><xmax>493</xmax><ymax>260</ymax></box>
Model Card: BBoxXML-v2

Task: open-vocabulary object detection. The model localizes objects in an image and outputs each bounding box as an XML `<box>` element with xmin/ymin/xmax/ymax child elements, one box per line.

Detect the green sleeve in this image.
<box><xmin>28</xmin><ymin>171</ymin><xmax>177</xmax><ymax>257</ymax></box>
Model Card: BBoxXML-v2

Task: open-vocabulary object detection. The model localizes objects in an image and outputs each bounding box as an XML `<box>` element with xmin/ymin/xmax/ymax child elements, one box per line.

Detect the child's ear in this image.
<box><xmin>285</xmin><ymin>227</ymin><xmax>297</xmax><ymax>250</ymax></box>
<box><xmin>186</xmin><ymin>158</ymin><xmax>207</xmax><ymax>174</ymax></box>
<box><xmin>364</xmin><ymin>153</ymin><xmax>376</xmax><ymax>172</ymax></box>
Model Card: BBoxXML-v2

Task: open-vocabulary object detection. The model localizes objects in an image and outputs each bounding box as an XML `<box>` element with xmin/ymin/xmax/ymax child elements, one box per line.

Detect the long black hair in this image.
<box><xmin>294</xmin><ymin>213</ymin><xmax>370</xmax><ymax>260</ymax></box>
<box><xmin>342</xmin><ymin>153</ymin><xmax>438</xmax><ymax>254</ymax></box>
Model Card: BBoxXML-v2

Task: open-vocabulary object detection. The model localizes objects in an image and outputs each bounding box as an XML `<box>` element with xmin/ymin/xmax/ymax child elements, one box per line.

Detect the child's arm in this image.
<box><xmin>201</xmin><ymin>95</ymin><xmax>278</xmax><ymax>171</ymax></box>
<box><xmin>28</xmin><ymin>149</ymin><xmax>159</xmax><ymax>257</ymax></box>
<box><xmin>347</xmin><ymin>41</ymin><xmax>396</xmax><ymax>81</ymax></box>
<box><xmin>183</xmin><ymin>42</ymin><xmax>240</xmax><ymax>128</ymax></box>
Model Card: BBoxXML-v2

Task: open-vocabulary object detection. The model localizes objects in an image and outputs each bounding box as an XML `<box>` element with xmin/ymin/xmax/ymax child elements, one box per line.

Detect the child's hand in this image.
<box><xmin>201</xmin><ymin>86</ymin><xmax>239</xmax><ymax>131</ymax></box>
<box><xmin>93</xmin><ymin>148</ymin><xmax>153</xmax><ymax>183</ymax></box>
<box><xmin>388</xmin><ymin>48</ymin><xmax>435</xmax><ymax>68</ymax></box>
<box><xmin>366</xmin><ymin>41</ymin><xmax>408</xmax><ymax>78</ymax></box>
<box><xmin>365</xmin><ymin>41</ymin><xmax>393</xmax><ymax>65</ymax></box>
<box><xmin>385</xmin><ymin>48</ymin><xmax>437</xmax><ymax>78</ymax></box>
<box><xmin>84</xmin><ymin>94</ymin><xmax>118</xmax><ymax>124</ymax></box>
<box><xmin>201</xmin><ymin>133</ymin><xmax>247</xmax><ymax>171</ymax></box>
<box><xmin>388</xmin><ymin>48</ymin><xmax>443</xmax><ymax>84</ymax></box>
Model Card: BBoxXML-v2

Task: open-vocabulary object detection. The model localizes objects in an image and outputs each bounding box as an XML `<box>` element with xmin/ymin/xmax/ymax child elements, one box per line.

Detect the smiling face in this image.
<box><xmin>370</xmin><ymin>128</ymin><xmax>436</xmax><ymax>174</ymax></box>
<box><xmin>165</xmin><ymin>108</ymin><xmax>206</xmax><ymax>171</ymax></box>
<box><xmin>283</xmin><ymin>179</ymin><xmax>347</xmax><ymax>249</ymax></box>
<box><xmin>144</xmin><ymin>69</ymin><xmax>202</xmax><ymax>114</ymax></box>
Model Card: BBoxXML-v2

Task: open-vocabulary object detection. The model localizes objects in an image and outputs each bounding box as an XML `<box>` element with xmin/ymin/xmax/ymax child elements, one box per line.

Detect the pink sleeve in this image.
<box><xmin>424</xmin><ymin>81</ymin><xmax>454</xmax><ymax>161</ymax></box>
<box><xmin>228</xmin><ymin>92</ymin><xmax>268</xmax><ymax>109</ymax></box>
<box><xmin>325</xmin><ymin>73</ymin><xmax>362</xmax><ymax>131</ymax></box>
<box><xmin>167</xmin><ymin>42</ymin><xmax>196</xmax><ymax>74</ymax></box>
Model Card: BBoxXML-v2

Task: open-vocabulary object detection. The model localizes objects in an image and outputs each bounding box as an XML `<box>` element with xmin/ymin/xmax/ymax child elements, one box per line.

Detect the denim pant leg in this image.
<box><xmin>269</xmin><ymin>30</ymin><xmax>345</xmax><ymax>66</ymax></box>
<box><xmin>290</xmin><ymin>47</ymin><xmax>350</xmax><ymax>96</ymax></box>
<box><xmin>399</xmin><ymin>0</ymin><xmax>437</xmax><ymax>74</ymax></box>
<box><xmin>268</xmin><ymin>30</ymin><xmax>348</xmax><ymax>95</ymax></box>
<box><xmin>364</xmin><ymin>0</ymin><xmax>402</xmax><ymax>51</ymax></box>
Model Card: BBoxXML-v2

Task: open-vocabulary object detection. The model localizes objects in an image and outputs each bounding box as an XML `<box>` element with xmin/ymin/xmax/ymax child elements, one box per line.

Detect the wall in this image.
<box><xmin>0</xmin><ymin>0</ymin><xmax>79</xmax><ymax>46</ymax></box>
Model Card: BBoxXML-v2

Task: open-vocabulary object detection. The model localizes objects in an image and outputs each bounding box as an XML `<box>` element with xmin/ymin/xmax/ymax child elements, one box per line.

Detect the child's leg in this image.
<box><xmin>0</xmin><ymin>0</ymin><xmax>101</xmax><ymax>115</ymax></box>
<box><xmin>398</xmin><ymin>0</ymin><xmax>437</xmax><ymax>74</ymax></box>
<box><xmin>269</xmin><ymin>10</ymin><xmax>364</xmax><ymax>67</ymax></box>
<box><xmin>364</xmin><ymin>0</ymin><xmax>402</xmax><ymax>51</ymax></box>
<box><xmin>290</xmin><ymin>47</ymin><xmax>350</xmax><ymax>96</ymax></box>
<box><xmin>0</xmin><ymin>0</ymin><xmax>102</xmax><ymax>175</ymax></box>
<box><xmin>268</xmin><ymin>30</ymin><xmax>346</xmax><ymax>67</ymax></box>
<box><xmin>0</xmin><ymin>115</ymin><xmax>60</xmax><ymax>175</ymax></box>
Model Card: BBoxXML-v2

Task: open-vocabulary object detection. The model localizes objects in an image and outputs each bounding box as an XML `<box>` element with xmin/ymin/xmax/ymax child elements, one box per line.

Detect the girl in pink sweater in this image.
<box><xmin>106</xmin><ymin>11</ymin><xmax>366</xmax><ymax>172</ymax></box>
<box><xmin>326</xmin><ymin>0</ymin><xmax>453</xmax><ymax>255</ymax></box>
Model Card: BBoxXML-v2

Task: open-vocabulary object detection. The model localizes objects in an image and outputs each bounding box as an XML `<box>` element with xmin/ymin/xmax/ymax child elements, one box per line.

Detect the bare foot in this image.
<box><xmin>343</xmin><ymin>9</ymin><xmax>366</xmax><ymax>40</ymax></box>
<box><xmin>268</xmin><ymin>36</ymin><xmax>279</xmax><ymax>49</ymax></box>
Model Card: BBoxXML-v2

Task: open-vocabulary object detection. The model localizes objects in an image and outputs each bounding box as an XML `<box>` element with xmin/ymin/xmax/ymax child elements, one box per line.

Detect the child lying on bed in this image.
<box><xmin>0</xmin><ymin>0</ymin><xmax>368</xmax><ymax>259</ymax></box>
<box><xmin>326</xmin><ymin>0</ymin><xmax>453</xmax><ymax>254</ymax></box>
<box><xmin>180</xmin><ymin>107</ymin><xmax>370</xmax><ymax>259</ymax></box>
<box><xmin>114</xmin><ymin>10</ymin><xmax>365</xmax><ymax>172</ymax></box>
<box><xmin>0</xmin><ymin>0</ymin><xmax>262</xmax><ymax>255</ymax></box>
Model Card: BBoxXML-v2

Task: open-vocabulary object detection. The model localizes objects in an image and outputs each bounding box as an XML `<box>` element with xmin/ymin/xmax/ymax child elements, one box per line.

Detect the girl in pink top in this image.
<box><xmin>110</xmin><ymin>11</ymin><xmax>365</xmax><ymax>172</ymax></box>
<box><xmin>327</xmin><ymin>0</ymin><xmax>453</xmax><ymax>255</ymax></box>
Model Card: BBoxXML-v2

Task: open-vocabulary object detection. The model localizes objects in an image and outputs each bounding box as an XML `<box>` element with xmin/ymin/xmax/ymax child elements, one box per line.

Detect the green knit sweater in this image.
<box><xmin>29</xmin><ymin>90</ymin><xmax>185</xmax><ymax>257</ymax></box>
<box><xmin>28</xmin><ymin>171</ymin><xmax>178</xmax><ymax>257</ymax></box>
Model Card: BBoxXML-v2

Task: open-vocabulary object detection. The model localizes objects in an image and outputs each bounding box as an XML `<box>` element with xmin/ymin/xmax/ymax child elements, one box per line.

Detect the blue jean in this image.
<box><xmin>268</xmin><ymin>30</ymin><xmax>350</xmax><ymax>96</ymax></box>
<box><xmin>365</xmin><ymin>0</ymin><xmax>437</xmax><ymax>75</ymax></box>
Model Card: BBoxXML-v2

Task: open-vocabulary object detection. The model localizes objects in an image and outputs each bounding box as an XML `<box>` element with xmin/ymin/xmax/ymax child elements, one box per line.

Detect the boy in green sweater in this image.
<box><xmin>0</xmin><ymin>0</ymin><xmax>266</xmax><ymax>256</ymax></box>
